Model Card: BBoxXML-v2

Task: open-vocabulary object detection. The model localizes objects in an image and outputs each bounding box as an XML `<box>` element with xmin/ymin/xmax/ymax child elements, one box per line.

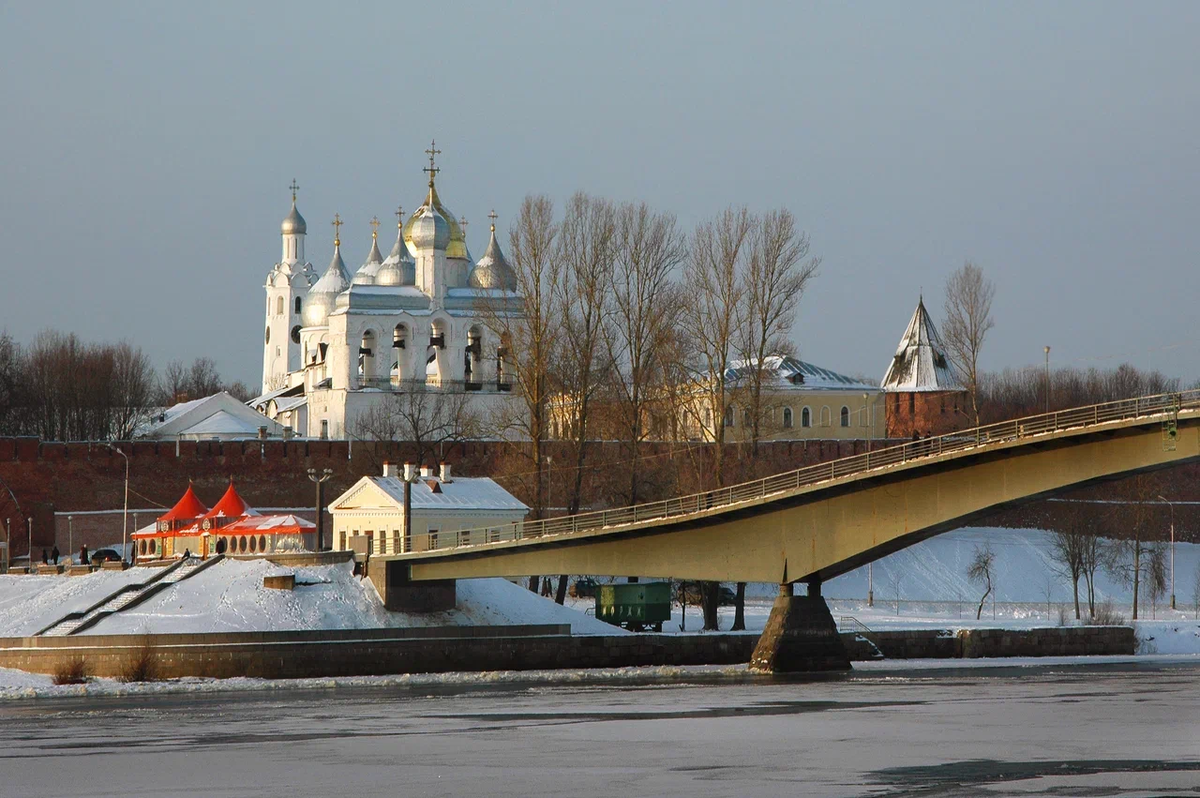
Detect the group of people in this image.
<box><xmin>40</xmin><ymin>544</ymin><xmax>91</xmax><ymax>566</ymax></box>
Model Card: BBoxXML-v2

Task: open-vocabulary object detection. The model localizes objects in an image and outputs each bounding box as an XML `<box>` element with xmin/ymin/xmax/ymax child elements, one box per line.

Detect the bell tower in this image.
<box><xmin>263</xmin><ymin>180</ymin><xmax>315</xmax><ymax>394</ymax></box>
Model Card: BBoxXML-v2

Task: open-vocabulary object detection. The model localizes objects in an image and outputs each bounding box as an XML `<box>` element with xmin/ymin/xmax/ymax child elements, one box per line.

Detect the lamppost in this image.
<box><xmin>1157</xmin><ymin>494</ymin><xmax>1176</xmax><ymax>610</ymax></box>
<box><xmin>862</xmin><ymin>393</ymin><xmax>874</xmax><ymax>607</ymax></box>
<box><xmin>106</xmin><ymin>444</ymin><xmax>130</xmax><ymax>566</ymax></box>
<box><xmin>68</xmin><ymin>515</ymin><xmax>73</xmax><ymax>564</ymax></box>
<box><xmin>1044</xmin><ymin>346</ymin><xmax>1051</xmax><ymax>415</ymax></box>
<box><xmin>306</xmin><ymin>468</ymin><xmax>334</xmax><ymax>551</ymax></box>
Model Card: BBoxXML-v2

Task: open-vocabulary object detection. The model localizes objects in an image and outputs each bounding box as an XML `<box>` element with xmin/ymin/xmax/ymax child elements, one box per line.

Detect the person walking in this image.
<box><xmin>80</xmin><ymin>544</ymin><xmax>89</xmax><ymax>565</ymax></box>
<box><xmin>51</xmin><ymin>546</ymin><xmax>59</xmax><ymax>565</ymax></box>
<box><xmin>41</xmin><ymin>549</ymin><xmax>48</xmax><ymax>565</ymax></box>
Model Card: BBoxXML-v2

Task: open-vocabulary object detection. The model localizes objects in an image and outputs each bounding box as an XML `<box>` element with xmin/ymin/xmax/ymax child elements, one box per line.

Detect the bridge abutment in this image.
<box><xmin>750</xmin><ymin>582</ymin><xmax>851</xmax><ymax>673</ymax></box>
<box><xmin>370</xmin><ymin>560</ymin><xmax>457</xmax><ymax>613</ymax></box>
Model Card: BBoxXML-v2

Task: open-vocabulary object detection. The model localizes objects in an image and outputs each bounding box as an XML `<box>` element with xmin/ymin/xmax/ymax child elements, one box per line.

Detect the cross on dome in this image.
<box><xmin>370</xmin><ymin>216</ymin><xmax>380</xmax><ymax>239</ymax></box>
<box><xmin>460</xmin><ymin>216</ymin><xmax>468</xmax><ymax>239</ymax></box>
<box><xmin>331</xmin><ymin>213</ymin><xmax>343</xmax><ymax>245</ymax></box>
<box><xmin>394</xmin><ymin>205</ymin><xmax>404</xmax><ymax>228</ymax></box>
<box><xmin>289</xmin><ymin>179</ymin><xmax>300</xmax><ymax>202</ymax></box>
<box><xmin>424</xmin><ymin>139</ymin><xmax>441</xmax><ymax>186</ymax></box>
<box><xmin>488</xmin><ymin>209</ymin><xmax>498</xmax><ymax>232</ymax></box>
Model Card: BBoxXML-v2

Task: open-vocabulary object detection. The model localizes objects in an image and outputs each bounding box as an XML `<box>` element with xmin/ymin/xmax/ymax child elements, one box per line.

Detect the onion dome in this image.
<box><xmin>302</xmin><ymin>232</ymin><xmax>352</xmax><ymax>327</ymax></box>
<box><xmin>469</xmin><ymin>214</ymin><xmax>517</xmax><ymax>290</ymax></box>
<box><xmin>411</xmin><ymin>197</ymin><xmax>450</xmax><ymax>251</ymax></box>
<box><xmin>353</xmin><ymin>229</ymin><xmax>384</xmax><ymax>285</ymax></box>
<box><xmin>376</xmin><ymin>215</ymin><xmax>416</xmax><ymax>286</ymax></box>
<box><xmin>281</xmin><ymin>201</ymin><xmax>307</xmax><ymax>236</ymax></box>
<box><xmin>402</xmin><ymin>183</ymin><xmax>468</xmax><ymax>259</ymax></box>
<box><xmin>157</xmin><ymin>483</ymin><xmax>209</xmax><ymax>528</ymax></box>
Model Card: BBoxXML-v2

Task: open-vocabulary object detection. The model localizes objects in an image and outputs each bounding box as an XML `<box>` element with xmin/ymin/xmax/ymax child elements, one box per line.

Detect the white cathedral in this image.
<box><xmin>254</xmin><ymin>145</ymin><xmax>521</xmax><ymax>440</ymax></box>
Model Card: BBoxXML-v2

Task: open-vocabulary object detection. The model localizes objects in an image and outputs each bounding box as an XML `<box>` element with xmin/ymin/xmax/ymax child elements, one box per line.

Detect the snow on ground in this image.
<box><xmin>0</xmin><ymin>568</ymin><xmax>148</xmax><ymax>637</ymax></box>
<box><xmin>80</xmin><ymin>558</ymin><xmax>619</xmax><ymax>637</ymax></box>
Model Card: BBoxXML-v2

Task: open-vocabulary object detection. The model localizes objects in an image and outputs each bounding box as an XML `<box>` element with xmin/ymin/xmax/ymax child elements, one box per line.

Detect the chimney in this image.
<box><xmin>403</xmin><ymin>462</ymin><xmax>415</xmax><ymax>481</ymax></box>
<box><xmin>420</xmin><ymin>464</ymin><xmax>432</xmax><ymax>479</ymax></box>
<box><xmin>382</xmin><ymin>461</ymin><xmax>396</xmax><ymax>478</ymax></box>
<box><xmin>258</xmin><ymin>426</ymin><xmax>268</xmax><ymax>440</ymax></box>
<box><xmin>439</xmin><ymin>461</ymin><xmax>452</xmax><ymax>482</ymax></box>
<box><xmin>283</xmin><ymin>426</ymin><xmax>293</xmax><ymax>441</ymax></box>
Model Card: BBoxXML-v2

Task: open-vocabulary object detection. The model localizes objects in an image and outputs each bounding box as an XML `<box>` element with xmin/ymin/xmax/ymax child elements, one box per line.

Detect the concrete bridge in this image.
<box><xmin>371</xmin><ymin>391</ymin><xmax>1198</xmax><ymax>671</ymax></box>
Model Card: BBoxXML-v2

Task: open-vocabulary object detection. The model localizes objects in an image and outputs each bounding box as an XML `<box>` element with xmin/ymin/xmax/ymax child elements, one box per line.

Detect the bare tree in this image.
<box><xmin>109</xmin><ymin>342</ymin><xmax>156</xmax><ymax>439</ymax></box>
<box><xmin>351</xmin><ymin>390</ymin><xmax>479</xmax><ymax>469</ymax></box>
<box><xmin>605</xmin><ymin>202</ymin><xmax>686</xmax><ymax>505</ymax></box>
<box><xmin>477</xmin><ymin>195</ymin><xmax>561</xmax><ymax>520</ymax></box>
<box><xmin>1048</xmin><ymin>504</ymin><xmax>1090</xmax><ymax>620</ymax></box>
<box><xmin>942</xmin><ymin>261</ymin><xmax>995</xmax><ymax>425</ymax></box>
<box><xmin>738</xmin><ymin>209</ymin><xmax>820</xmax><ymax>454</ymax></box>
<box><xmin>968</xmin><ymin>544</ymin><xmax>996</xmax><ymax>620</ymax></box>
<box><xmin>1141</xmin><ymin>543</ymin><xmax>1168</xmax><ymax>620</ymax></box>
<box><xmin>549</xmin><ymin>193</ymin><xmax>616</xmax><ymax>603</ymax></box>
<box><xmin>1105</xmin><ymin>475</ymin><xmax>1161</xmax><ymax>620</ymax></box>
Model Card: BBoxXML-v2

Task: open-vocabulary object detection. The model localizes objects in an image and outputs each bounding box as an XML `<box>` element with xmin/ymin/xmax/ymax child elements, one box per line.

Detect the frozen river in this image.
<box><xmin>1</xmin><ymin>659</ymin><xmax>1198</xmax><ymax>797</ymax></box>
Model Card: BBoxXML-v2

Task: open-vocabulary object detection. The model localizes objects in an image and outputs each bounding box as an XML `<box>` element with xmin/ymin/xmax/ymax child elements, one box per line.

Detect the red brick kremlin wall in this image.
<box><xmin>0</xmin><ymin>436</ymin><xmax>884</xmax><ymax>558</ymax></box>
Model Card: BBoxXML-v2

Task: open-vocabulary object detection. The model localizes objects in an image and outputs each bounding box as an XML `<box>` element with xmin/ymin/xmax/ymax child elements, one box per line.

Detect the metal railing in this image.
<box><xmin>400</xmin><ymin>390</ymin><xmax>1196</xmax><ymax>555</ymax></box>
<box><xmin>356</xmin><ymin>377</ymin><xmax>514</xmax><ymax>392</ymax></box>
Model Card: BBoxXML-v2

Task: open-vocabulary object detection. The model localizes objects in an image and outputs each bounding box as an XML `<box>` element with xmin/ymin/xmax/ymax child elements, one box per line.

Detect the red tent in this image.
<box><xmin>157</xmin><ymin>483</ymin><xmax>208</xmax><ymax>526</ymax></box>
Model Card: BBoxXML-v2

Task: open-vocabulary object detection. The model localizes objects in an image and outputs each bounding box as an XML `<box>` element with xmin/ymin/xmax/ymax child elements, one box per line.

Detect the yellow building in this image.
<box><xmin>328</xmin><ymin>462</ymin><xmax>529</xmax><ymax>555</ymax></box>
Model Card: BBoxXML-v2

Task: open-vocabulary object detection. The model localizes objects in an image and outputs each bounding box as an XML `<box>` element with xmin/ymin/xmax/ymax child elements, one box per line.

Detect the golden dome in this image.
<box><xmin>402</xmin><ymin>184</ymin><xmax>469</xmax><ymax>259</ymax></box>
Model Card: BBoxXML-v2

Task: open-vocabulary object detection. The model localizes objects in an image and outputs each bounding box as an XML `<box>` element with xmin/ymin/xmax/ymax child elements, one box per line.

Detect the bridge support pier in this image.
<box><xmin>370</xmin><ymin>560</ymin><xmax>457</xmax><ymax>613</ymax></box>
<box><xmin>749</xmin><ymin>579</ymin><xmax>850</xmax><ymax>673</ymax></box>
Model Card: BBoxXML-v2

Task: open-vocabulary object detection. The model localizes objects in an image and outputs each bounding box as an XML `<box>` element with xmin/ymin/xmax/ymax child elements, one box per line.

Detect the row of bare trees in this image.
<box><xmin>0</xmin><ymin>330</ymin><xmax>251</xmax><ymax>440</ymax></box>
<box><xmin>470</xmin><ymin>193</ymin><xmax>821</xmax><ymax>627</ymax></box>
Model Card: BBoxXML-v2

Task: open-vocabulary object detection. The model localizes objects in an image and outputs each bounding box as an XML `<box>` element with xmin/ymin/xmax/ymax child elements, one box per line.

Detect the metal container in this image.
<box><xmin>595</xmin><ymin>581</ymin><xmax>672</xmax><ymax>632</ymax></box>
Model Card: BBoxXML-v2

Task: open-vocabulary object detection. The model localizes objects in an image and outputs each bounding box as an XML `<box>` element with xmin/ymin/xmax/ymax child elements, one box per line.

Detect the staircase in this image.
<box><xmin>38</xmin><ymin>555</ymin><xmax>224</xmax><ymax>637</ymax></box>
<box><xmin>838</xmin><ymin>616</ymin><xmax>885</xmax><ymax>659</ymax></box>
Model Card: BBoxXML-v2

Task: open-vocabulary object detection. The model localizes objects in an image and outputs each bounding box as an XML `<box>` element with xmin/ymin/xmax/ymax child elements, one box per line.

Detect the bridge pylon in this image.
<box><xmin>750</xmin><ymin>579</ymin><xmax>850</xmax><ymax>673</ymax></box>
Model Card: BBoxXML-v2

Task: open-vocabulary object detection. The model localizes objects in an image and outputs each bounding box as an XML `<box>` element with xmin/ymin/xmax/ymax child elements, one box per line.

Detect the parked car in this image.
<box><xmin>90</xmin><ymin>549</ymin><xmax>122</xmax><ymax>565</ymax></box>
<box><xmin>569</xmin><ymin>577</ymin><xmax>599</xmax><ymax>598</ymax></box>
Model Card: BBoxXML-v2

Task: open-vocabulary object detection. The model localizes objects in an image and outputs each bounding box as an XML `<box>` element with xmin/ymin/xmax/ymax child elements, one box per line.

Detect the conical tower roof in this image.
<box><xmin>158</xmin><ymin>483</ymin><xmax>209</xmax><ymax>524</ymax></box>
<box><xmin>203</xmin><ymin>479</ymin><xmax>258</xmax><ymax>520</ymax></box>
<box><xmin>881</xmin><ymin>297</ymin><xmax>961</xmax><ymax>391</ymax></box>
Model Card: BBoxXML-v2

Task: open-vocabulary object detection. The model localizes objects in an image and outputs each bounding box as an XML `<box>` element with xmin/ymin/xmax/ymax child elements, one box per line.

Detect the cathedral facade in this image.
<box><xmin>256</xmin><ymin>147</ymin><xmax>521</xmax><ymax>440</ymax></box>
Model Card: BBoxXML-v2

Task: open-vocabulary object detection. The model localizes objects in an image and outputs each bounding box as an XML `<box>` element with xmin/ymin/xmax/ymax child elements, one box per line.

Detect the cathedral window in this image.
<box><xmin>840</xmin><ymin>406</ymin><xmax>850</xmax><ymax>427</ymax></box>
<box><xmin>783</xmin><ymin>407</ymin><xmax>793</xmax><ymax>429</ymax></box>
<box><xmin>295</xmin><ymin>297</ymin><xmax>302</xmax><ymax>315</ymax></box>
<box><xmin>801</xmin><ymin>407</ymin><xmax>812</xmax><ymax>428</ymax></box>
<box><xmin>276</xmin><ymin>297</ymin><xmax>284</xmax><ymax>316</ymax></box>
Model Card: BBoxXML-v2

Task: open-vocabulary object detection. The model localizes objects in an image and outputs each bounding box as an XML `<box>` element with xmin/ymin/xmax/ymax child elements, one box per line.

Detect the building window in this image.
<box><xmin>840</xmin><ymin>406</ymin><xmax>850</xmax><ymax>427</ymax></box>
<box><xmin>743</xmin><ymin>408</ymin><xmax>752</xmax><ymax>427</ymax></box>
<box><xmin>801</xmin><ymin>407</ymin><xmax>812</xmax><ymax>428</ymax></box>
<box><xmin>783</xmin><ymin>407</ymin><xmax>794</xmax><ymax>429</ymax></box>
<box><xmin>265</xmin><ymin>327</ymin><xmax>271</xmax><ymax>345</ymax></box>
<box><xmin>392</xmin><ymin>529</ymin><xmax>400</xmax><ymax>553</ymax></box>
<box><xmin>339</xmin><ymin>531</ymin><xmax>347</xmax><ymax>550</ymax></box>
<box><xmin>320</xmin><ymin>420</ymin><xmax>329</xmax><ymax>440</ymax></box>
<box><xmin>429</xmin><ymin>530</ymin><xmax>439</xmax><ymax>550</ymax></box>
<box><xmin>294</xmin><ymin>296</ymin><xmax>302</xmax><ymax>315</ymax></box>
<box><xmin>276</xmin><ymin>296</ymin><xmax>284</xmax><ymax>316</ymax></box>
<box><xmin>724</xmin><ymin>406</ymin><xmax>734</xmax><ymax>427</ymax></box>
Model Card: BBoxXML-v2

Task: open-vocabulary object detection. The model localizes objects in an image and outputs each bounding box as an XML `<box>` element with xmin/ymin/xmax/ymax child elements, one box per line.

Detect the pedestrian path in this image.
<box><xmin>38</xmin><ymin>556</ymin><xmax>224</xmax><ymax>637</ymax></box>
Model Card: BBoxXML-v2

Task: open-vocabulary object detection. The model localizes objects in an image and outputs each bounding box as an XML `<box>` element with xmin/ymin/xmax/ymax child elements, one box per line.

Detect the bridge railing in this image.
<box><xmin>405</xmin><ymin>389</ymin><xmax>1197</xmax><ymax>554</ymax></box>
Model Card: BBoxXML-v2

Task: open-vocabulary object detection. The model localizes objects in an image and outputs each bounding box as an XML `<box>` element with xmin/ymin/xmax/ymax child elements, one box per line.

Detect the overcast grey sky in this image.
<box><xmin>2</xmin><ymin>1</ymin><xmax>1198</xmax><ymax>386</ymax></box>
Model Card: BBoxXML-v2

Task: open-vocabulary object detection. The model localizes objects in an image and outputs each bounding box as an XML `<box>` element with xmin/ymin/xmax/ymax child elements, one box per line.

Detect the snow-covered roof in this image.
<box><xmin>881</xmin><ymin>298</ymin><xmax>962</xmax><ymax>392</ymax></box>
<box><xmin>332</xmin><ymin>474</ymin><xmax>529</xmax><ymax>514</ymax></box>
<box><xmin>140</xmin><ymin>392</ymin><xmax>287</xmax><ymax>440</ymax></box>
<box><xmin>725</xmin><ymin>355</ymin><xmax>876</xmax><ymax>392</ymax></box>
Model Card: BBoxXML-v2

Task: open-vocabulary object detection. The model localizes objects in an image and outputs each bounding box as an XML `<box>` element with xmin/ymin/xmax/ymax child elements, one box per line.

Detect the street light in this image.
<box><xmin>1044</xmin><ymin>346</ymin><xmax>1051</xmax><ymax>415</ymax></box>
<box><xmin>306</xmin><ymin>468</ymin><xmax>334</xmax><ymax>551</ymax></box>
<box><xmin>1157</xmin><ymin>495</ymin><xmax>1176</xmax><ymax>610</ymax></box>
<box><xmin>106</xmin><ymin>444</ymin><xmax>130</xmax><ymax>566</ymax></box>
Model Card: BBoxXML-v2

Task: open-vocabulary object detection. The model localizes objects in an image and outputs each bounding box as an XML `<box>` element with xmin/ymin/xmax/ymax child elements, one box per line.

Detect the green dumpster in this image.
<box><xmin>595</xmin><ymin>581</ymin><xmax>672</xmax><ymax>632</ymax></box>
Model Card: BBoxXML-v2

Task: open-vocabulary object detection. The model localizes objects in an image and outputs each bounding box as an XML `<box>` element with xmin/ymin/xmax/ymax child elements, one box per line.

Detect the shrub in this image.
<box><xmin>1091</xmin><ymin>599</ymin><xmax>1127</xmax><ymax>626</ymax></box>
<box><xmin>118</xmin><ymin>640</ymin><xmax>162</xmax><ymax>683</ymax></box>
<box><xmin>52</xmin><ymin>657</ymin><xmax>88</xmax><ymax>685</ymax></box>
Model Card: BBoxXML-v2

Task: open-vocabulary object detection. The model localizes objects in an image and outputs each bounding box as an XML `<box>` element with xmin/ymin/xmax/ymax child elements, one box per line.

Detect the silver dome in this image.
<box><xmin>469</xmin><ymin>227</ymin><xmax>516</xmax><ymax>291</ymax></box>
<box><xmin>376</xmin><ymin>232</ymin><xmax>416</xmax><ymax>286</ymax></box>
<box><xmin>302</xmin><ymin>244</ymin><xmax>351</xmax><ymax>327</ymax></box>
<box><xmin>411</xmin><ymin>204</ymin><xmax>450</xmax><ymax>251</ymax></box>
<box><xmin>352</xmin><ymin>236</ymin><xmax>384</xmax><ymax>285</ymax></box>
<box><xmin>281</xmin><ymin>202</ymin><xmax>307</xmax><ymax>236</ymax></box>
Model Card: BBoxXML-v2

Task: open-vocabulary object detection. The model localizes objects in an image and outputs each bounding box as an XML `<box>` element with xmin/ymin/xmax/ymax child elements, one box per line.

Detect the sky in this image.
<box><xmin>1</xmin><ymin>1</ymin><xmax>1198</xmax><ymax>389</ymax></box>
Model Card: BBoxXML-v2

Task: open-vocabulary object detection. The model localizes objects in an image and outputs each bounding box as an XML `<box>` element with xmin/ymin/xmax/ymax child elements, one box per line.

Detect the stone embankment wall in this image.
<box><xmin>0</xmin><ymin>627</ymin><xmax>757</xmax><ymax>680</ymax></box>
<box><xmin>0</xmin><ymin>625</ymin><xmax>1136</xmax><ymax>680</ymax></box>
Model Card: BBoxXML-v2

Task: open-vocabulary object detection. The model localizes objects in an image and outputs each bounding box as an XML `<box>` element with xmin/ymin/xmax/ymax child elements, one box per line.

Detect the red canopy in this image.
<box><xmin>158</xmin><ymin>483</ymin><xmax>208</xmax><ymax>524</ymax></box>
<box><xmin>203</xmin><ymin>480</ymin><xmax>254</xmax><ymax>519</ymax></box>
